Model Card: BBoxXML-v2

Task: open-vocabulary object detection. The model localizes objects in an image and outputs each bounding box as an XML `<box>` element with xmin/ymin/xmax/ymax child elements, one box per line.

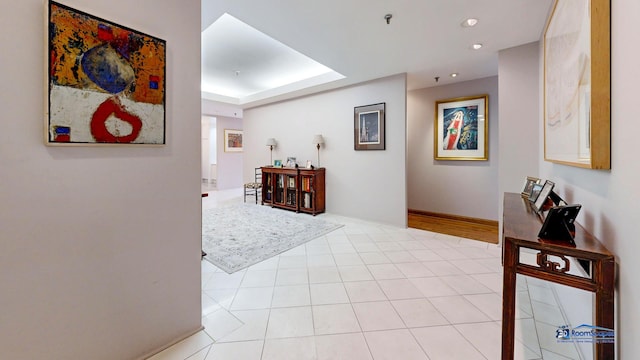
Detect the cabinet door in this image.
<box><xmin>262</xmin><ymin>170</ymin><xmax>273</xmax><ymax>203</ymax></box>
<box><xmin>300</xmin><ymin>175</ymin><xmax>314</xmax><ymax>210</ymax></box>
<box><xmin>285</xmin><ymin>174</ymin><xmax>298</xmax><ymax>207</ymax></box>
<box><xmin>275</xmin><ymin>174</ymin><xmax>285</xmax><ymax>204</ymax></box>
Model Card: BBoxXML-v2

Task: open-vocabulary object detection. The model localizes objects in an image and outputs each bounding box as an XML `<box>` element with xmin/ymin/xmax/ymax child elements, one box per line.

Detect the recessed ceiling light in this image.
<box><xmin>472</xmin><ymin>43</ymin><xmax>483</xmax><ymax>50</ymax></box>
<box><xmin>450</xmin><ymin>73</ymin><xmax>458</xmax><ymax>78</ymax></box>
<box><xmin>462</xmin><ymin>18</ymin><xmax>479</xmax><ymax>27</ymax></box>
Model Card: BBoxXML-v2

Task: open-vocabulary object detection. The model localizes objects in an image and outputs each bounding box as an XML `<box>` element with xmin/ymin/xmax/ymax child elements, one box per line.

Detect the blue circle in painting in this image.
<box><xmin>81</xmin><ymin>43</ymin><xmax>135</xmax><ymax>94</ymax></box>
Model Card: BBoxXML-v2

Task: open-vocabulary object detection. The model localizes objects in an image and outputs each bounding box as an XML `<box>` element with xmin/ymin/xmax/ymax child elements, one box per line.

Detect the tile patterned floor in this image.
<box><xmin>149</xmin><ymin>188</ymin><xmax>585</xmax><ymax>360</ymax></box>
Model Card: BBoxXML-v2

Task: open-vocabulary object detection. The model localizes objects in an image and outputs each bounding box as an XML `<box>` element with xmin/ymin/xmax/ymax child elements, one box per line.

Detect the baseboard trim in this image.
<box><xmin>138</xmin><ymin>325</ymin><xmax>205</xmax><ymax>360</ymax></box>
<box><xmin>408</xmin><ymin>209</ymin><xmax>498</xmax><ymax>227</ymax></box>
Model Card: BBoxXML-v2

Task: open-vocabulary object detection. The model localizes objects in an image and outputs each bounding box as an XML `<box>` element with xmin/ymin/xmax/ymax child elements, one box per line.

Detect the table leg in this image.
<box><xmin>595</xmin><ymin>258</ymin><xmax>615</xmax><ymax>359</ymax></box>
<box><xmin>501</xmin><ymin>239</ymin><xmax>518</xmax><ymax>360</ymax></box>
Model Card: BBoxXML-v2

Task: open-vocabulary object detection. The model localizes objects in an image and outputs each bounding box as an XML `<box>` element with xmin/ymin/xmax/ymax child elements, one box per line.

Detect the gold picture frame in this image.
<box><xmin>434</xmin><ymin>95</ymin><xmax>488</xmax><ymax>161</ymax></box>
<box><xmin>543</xmin><ymin>0</ymin><xmax>610</xmax><ymax>169</ymax></box>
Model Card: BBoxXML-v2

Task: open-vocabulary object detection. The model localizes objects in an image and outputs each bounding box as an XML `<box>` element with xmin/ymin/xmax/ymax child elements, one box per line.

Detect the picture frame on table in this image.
<box><xmin>434</xmin><ymin>95</ymin><xmax>488</xmax><ymax>161</ymax></box>
<box><xmin>521</xmin><ymin>176</ymin><xmax>541</xmax><ymax>198</ymax></box>
<box><xmin>224</xmin><ymin>129</ymin><xmax>243</xmax><ymax>152</ymax></box>
<box><xmin>286</xmin><ymin>157</ymin><xmax>297</xmax><ymax>167</ymax></box>
<box><xmin>354</xmin><ymin>103</ymin><xmax>385</xmax><ymax>150</ymax></box>
<box><xmin>528</xmin><ymin>183</ymin><xmax>544</xmax><ymax>203</ymax></box>
<box><xmin>533</xmin><ymin>180</ymin><xmax>556</xmax><ymax>213</ymax></box>
<box><xmin>306</xmin><ymin>160</ymin><xmax>313</xmax><ymax>169</ymax></box>
<box><xmin>273</xmin><ymin>159</ymin><xmax>282</xmax><ymax>167</ymax></box>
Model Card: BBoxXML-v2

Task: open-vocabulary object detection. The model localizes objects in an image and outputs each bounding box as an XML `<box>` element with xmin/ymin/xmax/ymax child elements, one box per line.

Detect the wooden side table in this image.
<box><xmin>501</xmin><ymin>193</ymin><xmax>615</xmax><ymax>359</ymax></box>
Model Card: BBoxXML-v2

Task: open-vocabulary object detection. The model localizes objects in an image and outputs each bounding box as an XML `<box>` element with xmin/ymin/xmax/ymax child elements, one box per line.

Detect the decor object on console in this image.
<box><xmin>434</xmin><ymin>95</ymin><xmax>488</xmax><ymax>160</ymax></box>
<box><xmin>521</xmin><ymin>176</ymin><xmax>541</xmax><ymax>198</ymax></box>
<box><xmin>543</xmin><ymin>0</ymin><xmax>610</xmax><ymax>169</ymax></box>
<box><xmin>262</xmin><ymin>166</ymin><xmax>325</xmax><ymax>215</ymax></box>
<box><xmin>224</xmin><ymin>129</ymin><xmax>243</xmax><ymax>152</ymax></box>
<box><xmin>286</xmin><ymin>157</ymin><xmax>297</xmax><ymax>168</ymax></box>
<box><xmin>266</xmin><ymin>138</ymin><xmax>277</xmax><ymax>165</ymax></box>
<box><xmin>532</xmin><ymin>180</ymin><xmax>555</xmax><ymax>213</ymax></box>
<box><xmin>354</xmin><ymin>103</ymin><xmax>385</xmax><ymax>150</ymax></box>
<box><xmin>312</xmin><ymin>134</ymin><xmax>324</xmax><ymax>165</ymax></box>
<box><xmin>202</xmin><ymin>203</ymin><xmax>343</xmax><ymax>273</ymax></box>
<box><xmin>46</xmin><ymin>1</ymin><xmax>166</xmax><ymax>145</ymax></box>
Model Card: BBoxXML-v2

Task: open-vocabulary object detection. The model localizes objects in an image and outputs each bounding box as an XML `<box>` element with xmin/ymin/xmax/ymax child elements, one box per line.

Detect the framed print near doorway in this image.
<box><xmin>434</xmin><ymin>95</ymin><xmax>488</xmax><ymax>161</ymax></box>
<box><xmin>224</xmin><ymin>129</ymin><xmax>243</xmax><ymax>152</ymax></box>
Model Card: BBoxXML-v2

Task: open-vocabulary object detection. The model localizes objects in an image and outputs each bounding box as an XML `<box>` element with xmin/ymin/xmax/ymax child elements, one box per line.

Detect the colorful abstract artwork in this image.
<box><xmin>224</xmin><ymin>129</ymin><xmax>243</xmax><ymax>152</ymax></box>
<box><xmin>434</xmin><ymin>95</ymin><xmax>488</xmax><ymax>161</ymax></box>
<box><xmin>46</xmin><ymin>1</ymin><xmax>166</xmax><ymax>145</ymax></box>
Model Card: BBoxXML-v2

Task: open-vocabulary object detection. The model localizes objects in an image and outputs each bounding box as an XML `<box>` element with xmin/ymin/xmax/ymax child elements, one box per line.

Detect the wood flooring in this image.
<box><xmin>408</xmin><ymin>209</ymin><xmax>499</xmax><ymax>244</ymax></box>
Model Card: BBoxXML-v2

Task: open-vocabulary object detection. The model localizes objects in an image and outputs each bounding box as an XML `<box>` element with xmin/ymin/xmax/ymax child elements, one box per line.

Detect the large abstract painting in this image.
<box><xmin>46</xmin><ymin>1</ymin><xmax>166</xmax><ymax>145</ymax></box>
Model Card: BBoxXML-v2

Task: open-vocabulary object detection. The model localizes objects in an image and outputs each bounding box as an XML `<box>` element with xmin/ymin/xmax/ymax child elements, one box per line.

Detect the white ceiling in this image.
<box><xmin>201</xmin><ymin>0</ymin><xmax>554</xmax><ymax>110</ymax></box>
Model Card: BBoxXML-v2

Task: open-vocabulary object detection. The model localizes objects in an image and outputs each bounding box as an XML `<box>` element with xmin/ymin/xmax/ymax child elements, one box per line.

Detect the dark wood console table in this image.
<box><xmin>501</xmin><ymin>193</ymin><xmax>615</xmax><ymax>359</ymax></box>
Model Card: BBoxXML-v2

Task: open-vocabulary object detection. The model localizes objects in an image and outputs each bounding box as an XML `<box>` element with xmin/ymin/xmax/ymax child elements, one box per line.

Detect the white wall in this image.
<box><xmin>0</xmin><ymin>1</ymin><xmax>202</xmax><ymax>359</ymax></box>
<box><xmin>216</xmin><ymin>116</ymin><xmax>244</xmax><ymax>190</ymax></box>
<box><xmin>202</xmin><ymin>116</ymin><xmax>212</xmax><ymax>180</ymax></box>
<box><xmin>243</xmin><ymin>74</ymin><xmax>407</xmax><ymax>227</ymax></box>
<box><xmin>407</xmin><ymin>77</ymin><xmax>499</xmax><ymax>220</ymax></box>
<box><xmin>537</xmin><ymin>0</ymin><xmax>640</xmax><ymax>356</ymax></box>
<box><xmin>497</xmin><ymin>42</ymin><xmax>541</xmax><ymax>235</ymax></box>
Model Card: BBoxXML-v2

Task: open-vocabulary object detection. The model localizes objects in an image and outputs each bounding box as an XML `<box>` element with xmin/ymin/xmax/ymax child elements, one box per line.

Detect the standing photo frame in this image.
<box><xmin>521</xmin><ymin>176</ymin><xmax>541</xmax><ymax>198</ymax></box>
<box><xmin>354</xmin><ymin>103</ymin><xmax>385</xmax><ymax>150</ymax></box>
<box><xmin>543</xmin><ymin>0</ymin><xmax>610</xmax><ymax>169</ymax></box>
<box><xmin>224</xmin><ymin>129</ymin><xmax>243</xmax><ymax>152</ymax></box>
<box><xmin>434</xmin><ymin>95</ymin><xmax>488</xmax><ymax>161</ymax></box>
<box><xmin>46</xmin><ymin>1</ymin><xmax>166</xmax><ymax>145</ymax></box>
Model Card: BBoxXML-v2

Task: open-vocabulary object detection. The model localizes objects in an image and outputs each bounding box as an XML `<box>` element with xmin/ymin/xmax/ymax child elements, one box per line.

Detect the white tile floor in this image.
<box><xmin>148</xmin><ymin>188</ymin><xmax>585</xmax><ymax>360</ymax></box>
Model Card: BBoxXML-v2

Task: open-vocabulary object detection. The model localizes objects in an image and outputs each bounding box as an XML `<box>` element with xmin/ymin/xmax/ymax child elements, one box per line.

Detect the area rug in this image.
<box><xmin>202</xmin><ymin>203</ymin><xmax>343</xmax><ymax>273</ymax></box>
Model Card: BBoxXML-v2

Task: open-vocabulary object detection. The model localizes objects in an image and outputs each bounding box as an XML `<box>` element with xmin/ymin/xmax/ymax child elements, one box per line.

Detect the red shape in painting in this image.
<box><xmin>90</xmin><ymin>97</ymin><xmax>142</xmax><ymax>143</ymax></box>
<box><xmin>54</xmin><ymin>134</ymin><xmax>70</xmax><ymax>142</ymax></box>
<box><xmin>97</xmin><ymin>24</ymin><xmax>114</xmax><ymax>42</ymax></box>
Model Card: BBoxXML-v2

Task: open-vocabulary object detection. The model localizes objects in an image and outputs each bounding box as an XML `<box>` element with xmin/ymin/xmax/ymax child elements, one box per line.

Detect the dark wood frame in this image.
<box><xmin>501</xmin><ymin>193</ymin><xmax>614</xmax><ymax>359</ymax></box>
<box><xmin>354</xmin><ymin>103</ymin><xmax>385</xmax><ymax>150</ymax></box>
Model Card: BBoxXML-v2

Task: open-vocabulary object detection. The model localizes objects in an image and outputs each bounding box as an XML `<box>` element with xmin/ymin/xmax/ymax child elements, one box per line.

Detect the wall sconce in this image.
<box><xmin>266</xmin><ymin>138</ymin><xmax>277</xmax><ymax>165</ymax></box>
<box><xmin>312</xmin><ymin>134</ymin><xmax>324</xmax><ymax>167</ymax></box>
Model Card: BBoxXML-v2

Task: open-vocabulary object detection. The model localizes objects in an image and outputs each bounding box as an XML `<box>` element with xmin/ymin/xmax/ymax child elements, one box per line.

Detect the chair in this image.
<box><xmin>244</xmin><ymin>167</ymin><xmax>262</xmax><ymax>204</ymax></box>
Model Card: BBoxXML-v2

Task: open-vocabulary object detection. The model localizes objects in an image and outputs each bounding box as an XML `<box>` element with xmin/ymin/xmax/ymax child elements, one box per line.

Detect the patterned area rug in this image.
<box><xmin>202</xmin><ymin>203</ymin><xmax>343</xmax><ymax>273</ymax></box>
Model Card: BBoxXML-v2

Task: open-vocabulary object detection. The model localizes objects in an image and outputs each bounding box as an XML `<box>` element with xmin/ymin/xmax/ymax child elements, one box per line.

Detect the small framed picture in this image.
<box><xmin>274</xmin><ymin>159</ymin><xmax>282</xmax><ymax>167</ymax></box>
<box><xmin>306</xmin><ymin>160</ymin><xmax>313</xmax><ymax>168</ymax></box>
<box><xmin>354</xmin><ymin>103</ymin><xmax>385</xmax><ymax>150</ymax></box>
<box><xmin>528</xmin><ymin>183</ymin><xmax>544</xmax><ymax>203</ymax></box>
<box><xmin>224</xmin><ymin>129</ymin><xmax>243</xmax><ymax>152</ymax></box>
<box><xmin>534</xmin><ymin>180</ymin><xmax>555</xmax><ymax>212</ymax></box>
<box><xmin>521</xmin><ymin>176</ymin><xmax>541</xmax><ymax>198</ymax></box>
<box><xmin>286</xmin><ymin>157</ymin><xmax>297</xmax><ymax>167</ymax></box>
